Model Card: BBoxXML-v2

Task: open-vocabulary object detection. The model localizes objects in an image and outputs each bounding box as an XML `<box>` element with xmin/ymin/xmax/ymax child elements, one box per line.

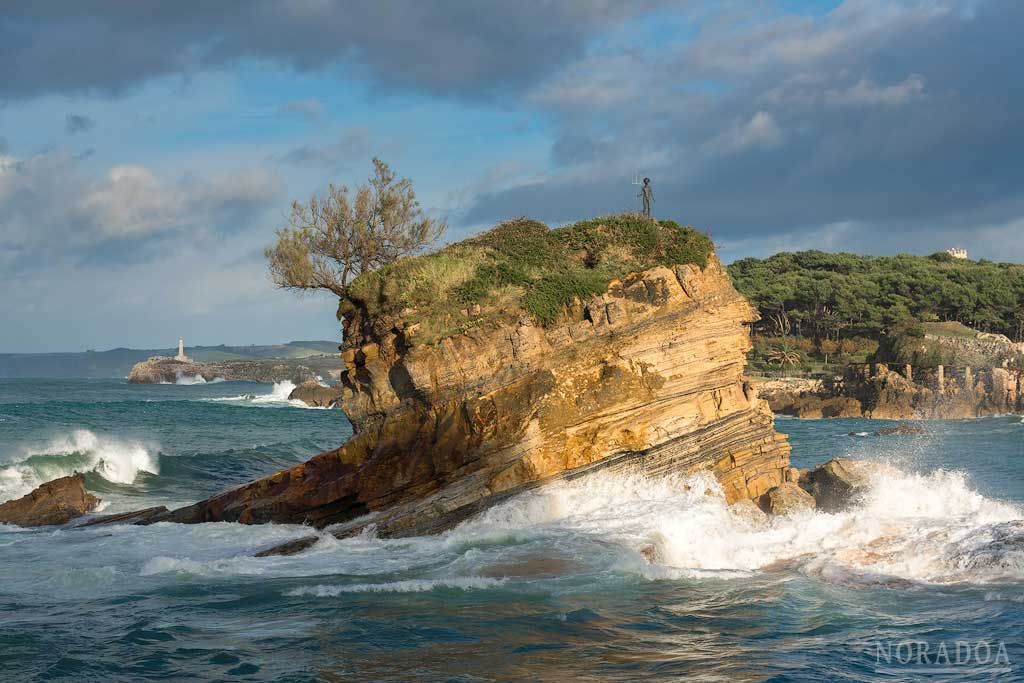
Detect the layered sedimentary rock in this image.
<box><xmin>127</xmin><ymin>356</ymin><xmax>315</xmax><ymax>384</ymax></box>
<box><xmin>762</xmin><ymin>363</ymin><xmax>1023</xmax><ymax>419</ymax></box>
<box><xmin>159</xmin><ymin>256</ymin><xmax>791</xmax><ymax>541</ymax></box>
<box><xmin>0</xmin><ymin>474</ymin><xmax>99</xmax><ymax>527</ymax></box>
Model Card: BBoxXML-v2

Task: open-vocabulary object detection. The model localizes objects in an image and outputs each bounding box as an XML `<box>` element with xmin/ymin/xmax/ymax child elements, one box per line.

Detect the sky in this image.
<box><xmin>2</xmin><ymin>0</ymin><xmax>1022</xmax><ymax>353</ymax></box>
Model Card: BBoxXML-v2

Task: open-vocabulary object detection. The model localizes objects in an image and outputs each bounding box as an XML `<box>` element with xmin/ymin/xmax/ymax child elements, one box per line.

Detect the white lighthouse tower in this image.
<box><xmin>176</xmin><ymin>338</ymin><xmax>189</xmax><ymax>362</ymax></box>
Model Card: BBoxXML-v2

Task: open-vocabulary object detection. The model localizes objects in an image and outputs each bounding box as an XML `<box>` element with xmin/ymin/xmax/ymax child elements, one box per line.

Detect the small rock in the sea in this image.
<box><xmin>730</xmin><ymin>497</ymin><xmax>769</xmax><ymax>523</ymax></box>
<box><xmin>0</xmin><ymin>474</ymin><xmax>100</xmax><ymax>527</ymax></box>
<box><xmin>76</xmin><ymin>505</ymin><xmax>169</xmax><ymax>527</ymax></box>
<box><xmin>758</xmin><ymin>482</ymin><xmax>816</xmax><ymax>516</ymax></box>
<box><xmin>876</xmin><ymin>423</ymin><xmax>925</xmax><ymax>436</ymax></box>
<box><xmin>288</xmin><ymin>379</ymin><xmax>344</xmax><ymax>408</ymax></box>
<box><xmin>799</xmin><ymin>458</ymin><xmax>872</xmax><ymax>512</ymax></box>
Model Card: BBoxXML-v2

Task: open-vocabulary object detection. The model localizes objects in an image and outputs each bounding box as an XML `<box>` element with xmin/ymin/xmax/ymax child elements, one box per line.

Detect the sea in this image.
<box><xmin>1</xmin><ymin>378</ymin><xmax>1022</xmax><ymax>682</ymax></box>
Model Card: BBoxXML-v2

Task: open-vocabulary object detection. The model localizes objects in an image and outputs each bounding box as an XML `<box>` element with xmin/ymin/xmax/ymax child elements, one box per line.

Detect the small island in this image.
<box><xmin>127</xmin><ymin>339</ymin><xmax>317</xmax><ymax>385</ymax></box>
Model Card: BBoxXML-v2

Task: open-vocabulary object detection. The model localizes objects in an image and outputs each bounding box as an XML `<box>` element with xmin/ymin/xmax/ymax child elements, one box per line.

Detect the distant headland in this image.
<box><xmin>0</xmin><ymin>341</ymin><xmax>340</xmax><ymax>379</ymax></box>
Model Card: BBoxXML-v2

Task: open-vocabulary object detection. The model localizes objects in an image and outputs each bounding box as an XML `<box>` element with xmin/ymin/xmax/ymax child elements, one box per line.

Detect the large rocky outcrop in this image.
<box><xmin>762</xmin><ymin>363</ymin><xmax>1023</xmax><ymax>419</ymax></box>
<box><xmin>0</xmin><ymin>474</ymin><xmax>99</xmax><ymax>527</ymax></box>
<box><xmin>157</xmin><ymin>255</ymin><xmax>791</xmax><ymax>543</ymax></box>
<box><xmin>127</xmin><ymin>357</ymin><xmax>315</xmax><ymax>384</ymax></box>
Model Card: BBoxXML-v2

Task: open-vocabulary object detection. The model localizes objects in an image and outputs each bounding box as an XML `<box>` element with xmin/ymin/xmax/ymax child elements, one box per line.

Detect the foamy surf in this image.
<box><xmin>446</xmin><ymin>464</ymin><xmax>1024</xmax><ymax>586</ymax></box>
<box><xmin>0</xmin><ymin>429</ymin><xmax>159</xmax><ymax>503</ymax></box>
<box><xmin>204</xmin><ymin>381</ymin><xmax>324</xmax><ymax>408</ymax></box>
<box><xmin>284</xmin><ymin>577</ymin><xmax>507</xmax><ymax>596</ymax></box>
<box><xmin>128</xmin><ymin>461</ymin><xmax>1024</xmax><ymax>593</ymax></box>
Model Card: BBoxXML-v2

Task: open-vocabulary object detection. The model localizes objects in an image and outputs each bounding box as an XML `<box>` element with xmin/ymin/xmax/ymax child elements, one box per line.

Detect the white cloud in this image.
<box><xmin>704</xmin><ymin>110</ymin><xmax>783</xmax><ymax>156</ymax></box>
<box><xmin>0</xmin><ymin>149</ymin><xmax>283</xmax><ymax>266</ymax></box>
<box><xmin>825</xmin><ymin>74</ymin><xmax>925</xmax><ymax>107</ymax></box>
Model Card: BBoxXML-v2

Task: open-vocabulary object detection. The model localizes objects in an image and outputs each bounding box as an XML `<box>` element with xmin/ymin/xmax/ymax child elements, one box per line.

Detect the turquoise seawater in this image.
<box><xmin>1</xmin><ymin>379</ymin><xmax>1022</xmax><ymax>681</ymax></box>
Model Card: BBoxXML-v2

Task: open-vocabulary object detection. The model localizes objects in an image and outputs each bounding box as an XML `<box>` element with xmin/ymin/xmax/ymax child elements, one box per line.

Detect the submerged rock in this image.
<box><xmin>288</xmin><ymin>380</ymin><xmax>344</xmax><ymax>408</ymax></box>
<box><xmin>876</xmin><ymin>423</ymin><xmax>926</xmax><ymax>436</ymax></box>
<box><xmin>0</xmin><ymin>474</ymin><xmax>100</xmax><ymax>527</ymax></box>
<box><xmin>799</xmin><ymin>458</ymin><xmax>872</xmax><ymax>512</ymax></box>
<box><xmin>759</xmin><ymin>482</ymin><xmax>816</xmax><ymax>516</ymax></box>
<box><xmin>76</xmin><ymin>505</ymin><xmax>169</xmax><ymax>527</ymax></box>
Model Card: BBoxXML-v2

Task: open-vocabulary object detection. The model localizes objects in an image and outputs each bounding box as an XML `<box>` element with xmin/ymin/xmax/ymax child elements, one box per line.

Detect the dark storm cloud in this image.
<box><xmin>466</xmin><ymin>0</ymin><xmax>1024</xmax><ymax>260</ymax></box>
<box><xmin>0</xmin><ymin>0</ymin><xmax>670</xmax><ymax>100</ymax></box>
<box><xmin>65</xmin><ymin>113</ymin><xmax>94</xmax><ymax>134</ymax></box>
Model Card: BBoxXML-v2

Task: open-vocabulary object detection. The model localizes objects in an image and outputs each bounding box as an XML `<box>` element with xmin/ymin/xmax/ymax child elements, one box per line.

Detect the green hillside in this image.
<box><xmin>729</xmin><ymin>250</ymin><xmax>1024</xmax><ymax>373</ymax></box>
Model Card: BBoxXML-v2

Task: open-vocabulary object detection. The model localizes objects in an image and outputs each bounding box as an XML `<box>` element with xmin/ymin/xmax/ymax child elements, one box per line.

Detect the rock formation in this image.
<box><xmin>799</xmin><ymin>458</ymin><xmax>871</xmax><ymax>512</ymax></box>
<box><xmin>761</xmin><ymin>363</ymin><xmax>1023</xmax><ymax>419</ymax></box>
<box><xmin>156</xmin><ymin>253</ymin><xmax>792</xmax><ymax>547</ymax></box>
<box><xmin>127</xmin><ymin>357</ymin><xmax>315</xmax><ymax>384</ymax></box>
<box><xmin>758</xmin><ymin>482</ymin><xmax>815</xmax><ymax>515</ymax></box>
<box><xmin>288</xmin><ymin>380</ymin><xmax>344</xmax><ymax>408</ymax></box>
<box><xmin>0</xmin><ymin>474</ymin><xmax>100</xmax><ymax>527</ymax></box>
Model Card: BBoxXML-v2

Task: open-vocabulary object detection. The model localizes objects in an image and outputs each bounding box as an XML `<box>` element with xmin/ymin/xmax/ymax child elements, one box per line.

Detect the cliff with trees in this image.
<box><xmin>728</xmin><ymin>250</ymin><xmax>1024</xmax><ymax>374</ymax></box>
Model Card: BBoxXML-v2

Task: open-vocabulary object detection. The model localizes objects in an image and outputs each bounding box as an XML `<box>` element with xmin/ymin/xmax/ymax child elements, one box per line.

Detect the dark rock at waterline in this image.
<box><xmin>76</xmin><ymin>505</ymin><xmax>169</xmax><ymax>527</ymax></box>
<box><xmin>254</xmin><ymin>535</ymin><xmax>321</xmax><ymax>557</ymax></box>
<box><xmin>876</xmin><ymin>423</ymin><xmax>926</xmax><ymax>436</ymax></box>
<box><xmin>0</xmin><ymin>474</ymin><xmax>100</xmax><ymax>527</ymax></box>
<box><xmin>288</xmin><ymin>380</ymin><xmax>344</xmax><ymax>408</ymax></box>
<box><xmin>799</xmin><ymin>458</ymin><xmax>871</xmax><ymax>512</ymax></box>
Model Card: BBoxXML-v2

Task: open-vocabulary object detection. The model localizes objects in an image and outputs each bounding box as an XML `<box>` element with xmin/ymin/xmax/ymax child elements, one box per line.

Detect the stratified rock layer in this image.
<box><xmin>160</xmin><ymin>257</ymin><xmax>791</xmax><ymax>538</ymax></box>
<box><xmin>0</xmin><ymin>474</ymin><xmax>99</xmax><ymax>527</ymax></box>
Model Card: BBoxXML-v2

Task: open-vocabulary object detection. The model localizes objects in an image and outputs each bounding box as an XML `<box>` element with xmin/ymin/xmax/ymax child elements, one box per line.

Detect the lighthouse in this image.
<box><xmin>176</xmin><ymin>339</ymin><xmax>188</xmax><ymax>362</ymax></box>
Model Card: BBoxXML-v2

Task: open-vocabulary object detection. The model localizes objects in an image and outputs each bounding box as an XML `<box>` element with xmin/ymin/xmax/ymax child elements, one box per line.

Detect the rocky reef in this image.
<box><xmin>288</xmin><ymin>379</ymin><xmax>345</xmax><ymax>408</ymax></box>
<box><xmin>0</xmin><ymin>474</ymin><xmax>99</xmax><ymax>527</ymax></box>
<box><xmin>155</xmin><ymin>226</ymin><xmax>791</xmax><ymax>550</ymax></box>
<box><xmin>761</xmin><ymin>363</ymin><xmax>1023</xmax><ymax>419</ymax></box>
<box><xmin>127</xmin><ymin>356</ymin><xmax>315</xmax><ymax>384</ymax></box>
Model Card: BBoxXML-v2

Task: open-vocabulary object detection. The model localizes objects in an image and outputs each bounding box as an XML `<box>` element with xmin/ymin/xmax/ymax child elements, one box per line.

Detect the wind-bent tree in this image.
<box><xmin>266</xmin><ymin>158</ymin><xmax>446</xmax><ymax>298</ymax></box>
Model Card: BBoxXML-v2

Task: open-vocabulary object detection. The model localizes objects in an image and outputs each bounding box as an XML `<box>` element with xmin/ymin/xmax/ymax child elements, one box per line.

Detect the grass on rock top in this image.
<box><xmin>346</xmin><ymin>214</ymin><xmax>714</xmax><ymax>344</ymax></box>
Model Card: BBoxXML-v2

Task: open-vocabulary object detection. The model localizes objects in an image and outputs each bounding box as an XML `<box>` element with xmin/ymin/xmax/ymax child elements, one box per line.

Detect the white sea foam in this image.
<box><xmin>447</xmin><ymin>464</ymin><xmax>1024</xmax><ymax>586</ymax></box>
<box><xmin>124</xmin><ymin>457</ymin><xmax>1023</xmax><ymax>590</ymax></box>
<box><xmin>285</xmin><ymin>577</ymin><xmax>506</xmax><ymax>596</ymax></box>
<box><xmin>205</xmin><ymin>380</ymin><xmax>324</xmax><ymax>408</ymax></box>
<box><xmin>0</xmin><ymin>429</ymin><xmax>159</xmax><ymax>503</ymax></box>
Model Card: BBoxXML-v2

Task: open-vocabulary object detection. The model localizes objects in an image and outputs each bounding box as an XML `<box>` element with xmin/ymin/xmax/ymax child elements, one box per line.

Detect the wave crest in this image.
<box><xmin>0</xmin><ymin>429</ymin><xmax>158</xmax><ymax>503</ymax></box>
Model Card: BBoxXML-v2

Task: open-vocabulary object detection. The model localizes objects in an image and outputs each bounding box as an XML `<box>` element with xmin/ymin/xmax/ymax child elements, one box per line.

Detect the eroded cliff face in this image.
<box><xmin>163</xmin><ymin>256</ymin><xmax>790</xmax><ymax>537</ymax></box>
<box><xmin>762</xmin><ymin>363</ymin><xmax>1023</xmax><ymax>420</ymax></box>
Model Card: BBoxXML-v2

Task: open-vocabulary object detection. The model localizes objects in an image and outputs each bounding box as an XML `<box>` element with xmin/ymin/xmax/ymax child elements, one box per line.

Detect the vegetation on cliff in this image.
<box><xmin>730</xmin><ymin>250</ymin><xmax>1024</xmax><ymax>374</ymax></box>
<box><xmin>345</xmin><ymin>215</ymin><xmax>713</xmax><ymax>342</ymax></box>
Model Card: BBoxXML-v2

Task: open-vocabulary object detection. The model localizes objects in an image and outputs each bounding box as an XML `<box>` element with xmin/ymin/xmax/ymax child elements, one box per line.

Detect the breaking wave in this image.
<box><xmin>204</xmin><ymin>381</ymin><xmax>323</xmax><ymax>408</ymax></box>
<box><xmin>172</xmin><ymin>371</ymin><xmax>225</xmax><ymax>385</ymax></box>
<box><xmin>0</xmin><ymin>429</ymin><xmax>159</xmax><ymax>503</ymax></box>
<box><xmin>443</xmin><ymin>464</ymin><xmax>1024</xmax><ymax>586</ymax></box>
<box><xmin>134</xmin><ymin>462</ymin><xmax>1024</xmax><ymax>593</ymax></box>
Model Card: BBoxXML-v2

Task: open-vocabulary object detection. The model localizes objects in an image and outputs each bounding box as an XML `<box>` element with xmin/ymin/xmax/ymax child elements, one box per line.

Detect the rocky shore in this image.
<box><xmin>127</xmin><ymin>356</ymin><xmax>316</xmax><ymax>384</ymax></box>
<box><xmin>760</xmin><ymin>363</ymin><xmax>1023</xmax><ymax>419</ymax></box>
